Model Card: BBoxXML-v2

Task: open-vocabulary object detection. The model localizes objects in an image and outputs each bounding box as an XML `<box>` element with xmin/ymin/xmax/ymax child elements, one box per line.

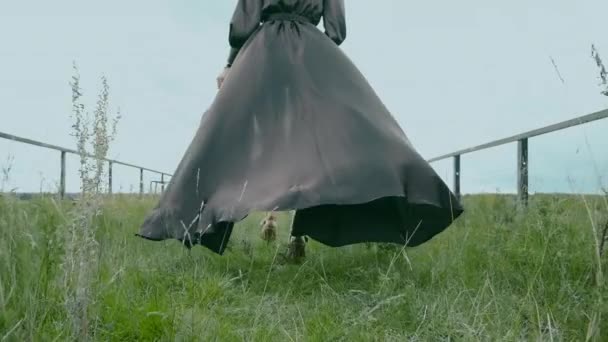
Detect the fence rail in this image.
<box><xmin>0</xmin><ymin>131</ymin><xmax>172</xmax><ymax>198</ymax></box>
<box><xmin>2</xmin><ymin>107</ymin><xmax>607</xmax><ymax>202</ymax></box>
<box><xmin>427</xmin><ymin>108</ymin><xmax>608</xmax><ymax>205</ymax></box>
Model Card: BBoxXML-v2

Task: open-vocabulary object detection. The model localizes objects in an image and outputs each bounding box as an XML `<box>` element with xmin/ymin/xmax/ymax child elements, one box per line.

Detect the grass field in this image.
<box><xmin>0</xmin><ymin>193</ymin><xmax>606</xmax><ymax>341</ymax></box>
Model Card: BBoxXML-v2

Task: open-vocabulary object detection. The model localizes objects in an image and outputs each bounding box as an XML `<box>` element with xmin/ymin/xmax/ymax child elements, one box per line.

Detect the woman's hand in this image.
<box><xmin>216</xmin><ymin>67</ymin><xmax>230</xmax><ymax>89</ymax></box>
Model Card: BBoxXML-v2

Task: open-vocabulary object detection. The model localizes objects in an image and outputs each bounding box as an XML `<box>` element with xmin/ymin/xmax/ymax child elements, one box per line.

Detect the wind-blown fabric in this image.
<box><xmin>138</xmin><ymin>0</ymin><xmax>464</xmax><ymax>254</ymax></box>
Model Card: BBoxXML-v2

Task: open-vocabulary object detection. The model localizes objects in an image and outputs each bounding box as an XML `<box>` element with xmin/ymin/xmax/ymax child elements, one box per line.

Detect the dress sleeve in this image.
<box><xmin>323</xmin><ymin>0</ymin><xmax>346</xmax><ymax>45</ymax></box>
<box><xmin>226</xmin><ymin>0</ymin><xmax>262</xmax><ymax>66</ymax></box>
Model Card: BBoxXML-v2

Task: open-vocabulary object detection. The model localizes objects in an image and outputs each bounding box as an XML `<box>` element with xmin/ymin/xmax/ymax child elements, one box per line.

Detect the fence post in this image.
<box><xmin>453</xmin><ymin>154</ymin><xmax>461</xmax><ymax>200</ymax></box>
<box><xmin>108</xmin><ymin>161</ymin><xmax>113</xmax><ymax>195</ymax></box>
<box><xmin>517</xmin><ymin>138</ymin><xmax>529</xmax><ymax>206</ymax></box>
<box><xmin>161</xmin><ymin>173</ymin><xmax>165</xmax><ymax>192</ymax></box>
<box><xmin>59</xmin><ymin>151</ymin><xmax>66</xmax><ymax>199</ymax></box>
<box><xmin>139</xmin><ymin>168</ymin><xmax>144</xmax><ymax>196</ymax></box>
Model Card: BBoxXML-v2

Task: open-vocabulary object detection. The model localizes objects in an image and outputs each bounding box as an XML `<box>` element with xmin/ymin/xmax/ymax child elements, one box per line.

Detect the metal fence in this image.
<box><xmin>0</xmin><ymin>131</ymin><xmax>171</xmax><ymax>198</ymax></box>
<box><xmin>2</xmin><ymin>107</ymin><xmax>607</xmax><ymax>202</ymax></box>
<box><xmin>426</xmin><ymin>108</ymin><xmax>608</xmax><ymax>205</ymax></box>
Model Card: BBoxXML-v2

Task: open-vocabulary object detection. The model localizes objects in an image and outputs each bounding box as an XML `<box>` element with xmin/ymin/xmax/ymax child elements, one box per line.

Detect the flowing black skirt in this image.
<box><xmin>137</xmin><ymin>19</ymin><xmax>464</xmax><ymax>254</ymax></box>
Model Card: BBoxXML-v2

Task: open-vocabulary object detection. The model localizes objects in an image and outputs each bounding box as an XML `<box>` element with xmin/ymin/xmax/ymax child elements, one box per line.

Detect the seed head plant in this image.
<box><xmin>591</xmin><ymin>44</ymin><xmax>608</xmax><ymax>97</ymax></box>
<box><xmin>62</xmin><ymin>61</ymin><xmax>121</xmax><ymax>341</ymax></box>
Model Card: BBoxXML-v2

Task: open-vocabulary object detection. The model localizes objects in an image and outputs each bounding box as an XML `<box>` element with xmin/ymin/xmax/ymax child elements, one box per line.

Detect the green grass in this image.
<box><xmin>0</xmin><ymin>193</ymin><xmax>607</xmax><ymax>341</ymax></box>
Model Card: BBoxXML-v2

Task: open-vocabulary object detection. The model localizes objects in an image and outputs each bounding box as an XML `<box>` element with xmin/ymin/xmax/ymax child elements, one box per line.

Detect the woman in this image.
<box><xmin>138</xmin><ymin>0</ymin><xmax>464</xmax><ymax>257</ymax></box>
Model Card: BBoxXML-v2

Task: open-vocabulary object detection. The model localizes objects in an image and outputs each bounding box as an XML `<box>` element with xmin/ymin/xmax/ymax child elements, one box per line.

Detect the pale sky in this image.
<box><xmin>1</xmin><ymin>0</ymin><xmax>607</xmax><ymax>194</ymax></box>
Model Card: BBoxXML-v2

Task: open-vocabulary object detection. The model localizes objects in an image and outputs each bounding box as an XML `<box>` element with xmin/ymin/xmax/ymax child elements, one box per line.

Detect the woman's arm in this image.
<box><xmin>226</xmin><ymin>0</ymin><xmax>262</xmax><ymax>67</ymax></box>
<box><xmin>323</xmin><ymin>0</ymin><xmax>346</xmax><ymax>46</ymax></box>
<box><xmin>218</xmin><ymin>0</ymin><xmax>261</xmax><ymax>89</ymax></box>
<box><xmin>217</xmin><ymin>0</ymin><xmax>262</xmax><ymax>89</ymax></box>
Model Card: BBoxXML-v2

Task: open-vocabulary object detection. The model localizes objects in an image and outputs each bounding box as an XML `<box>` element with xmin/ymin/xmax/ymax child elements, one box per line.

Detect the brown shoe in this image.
<box><xmin>286</xmin><ymin>236</ymin><xmax>306</xmax><ymax>263</ymax></box>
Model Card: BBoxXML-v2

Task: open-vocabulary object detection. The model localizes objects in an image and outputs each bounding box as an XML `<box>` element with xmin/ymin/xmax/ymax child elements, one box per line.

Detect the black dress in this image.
<box><xmin>137</xmin><ymin>0</ymin><xmax>464</xmax><ymax>254</ymax></box>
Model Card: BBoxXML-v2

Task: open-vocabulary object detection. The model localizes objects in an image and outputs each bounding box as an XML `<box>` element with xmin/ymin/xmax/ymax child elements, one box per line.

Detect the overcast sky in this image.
<box><xmin>1</xmin><ymin>0</ymin><xmax>607</xmax><ymax>194</ymax></box>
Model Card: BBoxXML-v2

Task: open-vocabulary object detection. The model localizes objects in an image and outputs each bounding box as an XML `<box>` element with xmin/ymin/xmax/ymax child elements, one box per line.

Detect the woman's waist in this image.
<box><xmin>262</xmin><ymin>12</ymin><xmax>314</xmax><ymax>24</ymax></box>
